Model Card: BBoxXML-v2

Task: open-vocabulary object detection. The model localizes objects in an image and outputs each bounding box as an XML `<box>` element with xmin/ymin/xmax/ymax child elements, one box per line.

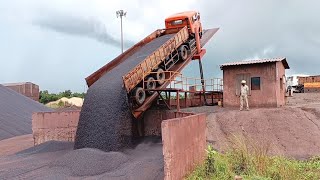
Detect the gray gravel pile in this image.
<box><xmin>0</xmin><ymin>140</ymin><xmax>164</xmax><ymax>179</ymax></box>
<box><xmin>50</xmin><ymin>140</ymin><xmax>164</xmax><ymax>179</ymax></box>
<box><xmin>74</xmin><ymin>34</ymin><xmax>174</xmax><ymax>151</ymax></box>
<box><xmin>17</xmin><ymin>141</ymin><xmax>74</xmax><ymax>155</ymax></box>
<box><xmin>0</xmin><ymin>84</ymin><xmax>52</xmax><ymax>140</ymax></box>
<box><xmin>50</xmin><ymin>148</ymin><xmax>129</xmax><ymax>176</ymax></box>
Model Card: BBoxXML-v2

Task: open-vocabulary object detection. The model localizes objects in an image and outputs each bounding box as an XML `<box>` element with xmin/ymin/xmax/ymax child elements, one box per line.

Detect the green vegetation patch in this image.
<box><xmin>187</xmin><ymin>135</ymin><xmax>320</xmax><ymax>180</ymax></box>
<box><xmin>39</xmin><ymin>90</ymin><xmax>85</xmax><ymax>104</ymax></box>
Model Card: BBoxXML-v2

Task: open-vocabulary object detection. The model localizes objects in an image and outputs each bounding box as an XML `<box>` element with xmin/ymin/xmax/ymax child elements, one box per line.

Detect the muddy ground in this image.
<box><xmin>0</xmin><ymin>93</ymin><xmax>319</xmax><ymax>179</ymax></box>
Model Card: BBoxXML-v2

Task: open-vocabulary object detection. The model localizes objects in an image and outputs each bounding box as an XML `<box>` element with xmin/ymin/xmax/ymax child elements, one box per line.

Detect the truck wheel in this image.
<box><xmin>178</xmin><ymin>45</ymin><xmax>188</xmax><ymax>61</ymax></box>
<box><xmin>133</xmin><ymin>87</ymin><xmax>146</xmax><ymax>106</ymax></box>
<box><xmin>156</xmin><ymin>68</ymin><xmax>165</xmax><ymax>86</ymax></box>
<box><xmin>145</xmin><ymin>77</ymin><xmax>156</xmax><ymax>95</ymax></box>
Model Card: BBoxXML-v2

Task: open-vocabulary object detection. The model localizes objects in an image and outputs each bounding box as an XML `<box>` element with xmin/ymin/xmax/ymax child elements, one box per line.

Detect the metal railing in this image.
<box><xmin>142</xmin><ymin>71</ymin><xmax>223</xmax><ymax>92</ymax></box>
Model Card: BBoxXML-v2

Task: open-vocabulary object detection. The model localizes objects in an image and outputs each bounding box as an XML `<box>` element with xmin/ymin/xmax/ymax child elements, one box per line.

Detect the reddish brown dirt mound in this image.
<box><xmin>207</xmin><ymin>106</ymin><xmax>320</xmax><ymax>159</ymax></box>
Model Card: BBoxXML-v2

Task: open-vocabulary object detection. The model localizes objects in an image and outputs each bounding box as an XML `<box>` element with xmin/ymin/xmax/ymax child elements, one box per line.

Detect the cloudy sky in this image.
<box><xmin>0</xmin><ymin>0</ymin><xmax>319</xmax><ymax>92</ymax></box>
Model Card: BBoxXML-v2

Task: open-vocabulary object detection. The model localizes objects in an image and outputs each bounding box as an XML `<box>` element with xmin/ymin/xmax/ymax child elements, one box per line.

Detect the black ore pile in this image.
<box><xmin>74</xmin><ymin>34</ymin><xmax>174</xmax><ymax>151</ymax></box>
<box><xmin>0</xmin><ymin>140</ymin><xmax>163</xmax><ymax>179</ymax></box>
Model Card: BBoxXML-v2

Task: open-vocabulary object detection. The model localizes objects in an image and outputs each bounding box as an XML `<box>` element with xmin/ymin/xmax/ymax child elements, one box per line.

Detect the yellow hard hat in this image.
<box><xmin>241</xmin><ymin>80</ymin><xmax>246</xmax><ymax>84</ymax></box>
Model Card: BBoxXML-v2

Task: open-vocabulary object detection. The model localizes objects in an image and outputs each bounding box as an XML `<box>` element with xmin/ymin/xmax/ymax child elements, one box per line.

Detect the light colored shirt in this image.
<box><xmin>241</xmin><ymin>85</ymin><xmax>249</xmax><ymax>96</ymax></box>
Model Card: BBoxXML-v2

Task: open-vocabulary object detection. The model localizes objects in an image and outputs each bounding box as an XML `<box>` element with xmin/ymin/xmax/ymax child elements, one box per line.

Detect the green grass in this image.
<box><xmin>187</xmin><ymin>135</ymin><xmax>320</xmax><ymax>180</ymax></box>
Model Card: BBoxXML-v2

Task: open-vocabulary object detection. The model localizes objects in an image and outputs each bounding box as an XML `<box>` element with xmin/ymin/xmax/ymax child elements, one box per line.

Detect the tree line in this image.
<box><xmin>39</xmin><ymin>90</ymin><xmax>85</xmax><ymax>104</ymax></box>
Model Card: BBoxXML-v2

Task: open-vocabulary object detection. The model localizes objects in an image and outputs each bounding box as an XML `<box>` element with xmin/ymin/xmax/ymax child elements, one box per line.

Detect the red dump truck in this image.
<box><xmin>86</xmin><ymin>11</ymin><xmax>218</xmax><ymax>118</ymax></box>
<box><xmin>122</xmin><ymin>26</ymin><xmax>194</xmax><ymax>105</ymax></box>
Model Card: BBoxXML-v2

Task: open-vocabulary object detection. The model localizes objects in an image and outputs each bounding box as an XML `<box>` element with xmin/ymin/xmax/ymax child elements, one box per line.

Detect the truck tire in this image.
<box><xmin>133</xmin><ymin>87</ymin><xmax>146</xmax><ymax>106</ymax></box>
<box><xmin>178</xmin><ymin>45</ymin><xmax>188</xmax><ymax>61</ymax></box>
<box><xmin>145</xmin><ymin>77</ymin><xmax>156</xmax><ymax>95</ymax></box>
<box><xmin>156</xmin><ymin>68</ymin><xmax>165</xmax><ymax>86</ymax></box>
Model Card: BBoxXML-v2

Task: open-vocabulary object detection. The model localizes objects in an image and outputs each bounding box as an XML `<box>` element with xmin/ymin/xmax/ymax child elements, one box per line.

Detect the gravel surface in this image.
<box><xmin>286</xmin><ymin>93</ymin><xmax>320</xmax><ymax>107</ymax></box>
<box><xmin>0</xmin><ymin>85</ymin><xmax>52</xmax><ymax>140</ymax></box>
<box><xmin>0</xmin><ymin>140</ymin><xmax>163</xmax><ymax>180</ymax></box>
<box><xmin>17</xmin><ymin>141</ymin><xmax>74</xmax><ymax>155</ymax></box>
<box><xmin>74</xmin><ymin>34</ymin><xmax>174</xmax><ymax>151</ymax></box>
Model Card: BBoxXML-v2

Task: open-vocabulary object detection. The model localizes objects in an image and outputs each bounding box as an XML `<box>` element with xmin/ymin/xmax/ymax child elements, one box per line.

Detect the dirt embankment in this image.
<box><xmin>286</xmin><ymin>93</ymin><xmax>320</xmax><ymax>107</ymax></box>
<box><xmin>206</xmin><ymin>95</ymin><xmax>320</xmax><ymax>159</ymax></box>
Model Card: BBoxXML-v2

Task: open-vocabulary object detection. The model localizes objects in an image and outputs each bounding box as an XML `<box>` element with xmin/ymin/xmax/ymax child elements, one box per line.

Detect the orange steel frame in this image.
<box><xmin>122</xmin><ymin>27</ymin><xmax>189</xmax><ymax>93</ymax></box>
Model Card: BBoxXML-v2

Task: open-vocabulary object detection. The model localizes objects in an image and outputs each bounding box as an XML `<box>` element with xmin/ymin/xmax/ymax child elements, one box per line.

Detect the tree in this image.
<box><xmin>61</xmin><ymin>90</ymin><xmax>72</xmax><ymax>98</ymax></box>
<box><xmin>39</xmin><ymin>90</ymin><xmax>86</xmax><ymax>104</ymax></box>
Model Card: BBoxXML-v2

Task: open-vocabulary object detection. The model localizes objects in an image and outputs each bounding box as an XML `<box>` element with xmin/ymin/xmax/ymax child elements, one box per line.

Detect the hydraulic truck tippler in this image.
<box><xmin>85</xmin><ymin>11</ymin><xmax>219</xmax><ymax>118</ymax></box>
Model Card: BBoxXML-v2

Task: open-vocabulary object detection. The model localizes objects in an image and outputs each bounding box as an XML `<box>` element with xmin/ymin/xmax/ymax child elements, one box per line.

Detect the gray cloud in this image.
<box><xmin>33</xmin><ymin>12</ymin><xmax>134</xmax><ymax>48</ymax></box>
<box><xmin>1</xmin><ymin>0</ymin><xmax>320</xmax><ymax>92</ymax></box>
<box><xmin>196</xmin><ymin>0</ymin><xmax>320</xmax><ymax>76</ymax></box>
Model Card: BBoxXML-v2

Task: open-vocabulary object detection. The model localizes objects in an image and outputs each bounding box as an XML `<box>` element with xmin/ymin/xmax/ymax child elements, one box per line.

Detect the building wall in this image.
<box><xmin>162</xmin><ymin>114</ymin><xmax>207</xmax><ymax>180</ymax></box>
<box><xmin>304</xmin><ymin>82</ymin><xmax>320</xmax><ymax>93</ymax></box>
<box><xmin>298</xmin><ymin>75</ymin><xmax>320</xmax><ymax>84</ymax></box>
<box><xmin>4</xmin><ymin>82</ymin><xmax>39</xmax><ymax>101</ymax></box>
<box><xmin>223</xmin><ymin>62</ymin><xmax>286</xmax><ymax>108</ymax></box>
<box><xmin>32</xmin><ymin>109</ymin><xmax>195</xmax><ymax>144</ymax></box>
<box><xmin>275</xmin><ymin>61</ymin><xmax>287</xmax><ymax>107</ymax></box>
<box><xmin>32</xmin><ymin>111</ymin><xmax>80</xmax><ymax>145</ymax></box>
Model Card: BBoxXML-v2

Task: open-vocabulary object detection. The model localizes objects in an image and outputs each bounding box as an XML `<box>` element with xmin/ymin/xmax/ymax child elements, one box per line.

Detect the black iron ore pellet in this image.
<box><xmin>74</xmin><ymin>34</ymin><xmax>174</xmax><ymax>151</ymax></box>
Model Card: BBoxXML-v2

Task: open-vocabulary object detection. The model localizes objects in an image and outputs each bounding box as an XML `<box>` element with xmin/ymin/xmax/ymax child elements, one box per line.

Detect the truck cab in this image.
<box><xmin>165</xmin><ymin>11</ymin><xmax>203</xmax><ymax>38</ymax></box>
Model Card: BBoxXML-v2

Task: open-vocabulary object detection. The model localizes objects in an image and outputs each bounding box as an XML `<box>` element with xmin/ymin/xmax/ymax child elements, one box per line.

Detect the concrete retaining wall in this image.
<box><xmin>32</xmin><ymin>109</ymin><xmax>207</xmax><ymax>179</ymax></box>
<box><xmin>32</xmin><ymin>111</ymin><xmax>80</xmax><ymax>145</ymax></box>
<box><xmin>32</xmin><ymin>109</ymin><xmax>194</xmax><ymax>145</ymax></box>
<box><xmin>144</xmin><ymin>110</ymin><xmax>194</xmax><ymax>136</ymax></box>
<box><xmin>162</xmin><ymin>113</ymin><xmax>207</xmax><ymax>180</ymax></box>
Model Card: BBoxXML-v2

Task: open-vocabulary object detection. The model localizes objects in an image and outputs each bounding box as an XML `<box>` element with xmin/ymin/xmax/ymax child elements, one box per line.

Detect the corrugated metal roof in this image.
<box><xmin>0</xmin><ymin>85</ymin><xmax>52</xmax><ymax>141</ymax></box>
<box><xmin>220</xmin><ymin>57</ymin><xmax>290</xmax><ymax>70</ymax></box>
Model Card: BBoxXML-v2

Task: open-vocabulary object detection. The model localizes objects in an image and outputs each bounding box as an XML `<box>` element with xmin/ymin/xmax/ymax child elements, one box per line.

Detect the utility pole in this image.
<box><xmin>116</xmin><ymin>10</ymin><xmax>127</xmax><ymax>53</ymax></box>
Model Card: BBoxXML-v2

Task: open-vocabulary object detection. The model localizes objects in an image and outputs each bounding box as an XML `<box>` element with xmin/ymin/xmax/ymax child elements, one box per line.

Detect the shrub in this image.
<box><xmin>188</xmin><ymin>134</ymin><xmax>320</xmax><ymax>180</ymax></box>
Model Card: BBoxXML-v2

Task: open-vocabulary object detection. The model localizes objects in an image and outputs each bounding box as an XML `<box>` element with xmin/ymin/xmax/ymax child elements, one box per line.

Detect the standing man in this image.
<box><xmin>240</xmin><ymin>80</ymin><xmax>249</xmax><ymax>111</ymax></box>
